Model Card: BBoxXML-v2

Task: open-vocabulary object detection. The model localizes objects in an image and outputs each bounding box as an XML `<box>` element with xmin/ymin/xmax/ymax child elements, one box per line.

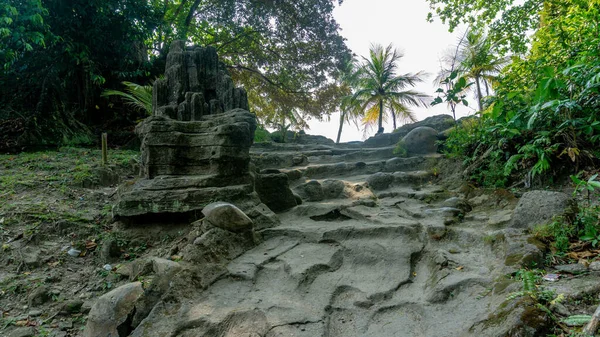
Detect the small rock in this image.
<box><xmin>292</xmin><ymin>155</ymin><xmax>306</xmax><ymax>166</ymax></box>
<box><xmin>424</xmin><ymin>207</ymin><xmax>462</xmax><ymax>217</ymax></box>
<box><xmin>102</xmin><ymin>264</ymin><xmax>112</xmax><ymax>271</ymax></box>
<box><xmin>59</xmin><ymin>300</ymin><xmax>84</xmax><ymax>315</ymax></box>
<box><xmin>27</xmin><ymin>310</ymin><xmax>42</xmax><ymax>317</ymax></box>
<box><xmin>81</xmin><ymin>300</ymin><xmax>94</xmax><ymax>314</ymax></box>
<box><xmin>293</xmin><ymin>193</ymin><xmax>303</xmax><ymax>206</ymax></box>
<box><xmin>58</xmin><ymin>319</ymin><xmax>73</xmax><ymax>331</ymax></box>
<box><xmin>28</xmin><ymin>286</ymin><xmax>50</xmax><ymax>307</ymax></box>
<box><xmin>100</xmin><ymin>239</ymin><xmax>121</xmax><ymax>262</ymax></box>
<box><xmin>589</xmin><ymin>261</ymin><xmax>600</xmax><ymax>271</ymax></box>
<box><xmin>115</xmin><ymin>263</ymin><xmax>133</xmax><ymax>278</ymax></box>
<box><xmin>255</xmin><ymin>173</ymin><xmax>298</xmax><ymax>212</ymax></box>
<box><xmin>366</xmin><ymin>172</ymin><xmax>394</xmax><ymax>191</ymax></box>
<box><xmin>44</xmin><ymin>274</ymin><xmax>61</xmax><ymax>283</ymax></box>
<box><xmin>245</xmin><ymin>203</ymin><xmax>280</xmax><ymax>230</ymax></box>
<box><xmin>351</xmin><ymin>199</ymin><xmax>377</xmax><ymax>208</ymax></box>
<box><xmin>9</xmin><ymin>327</ymin><xmax>36</xmax><ymax>337</ymax></box>
<box><xmin>149</xmin><ymin>257</ymin><xmax>181</xmax><ymax>276</ymax></box>
<box><xmin>294</xmin><ymin>180</ymin><xmax>324</xmax><ymax>202</ymax></box>
<box><xmin>469</xmin><ymin>194</ymin><xmax>490</xmax><ymax>207</ymax></box>
<box><xmin>555</xmin><ymin>264</ymin><xmax>587</xmax><ymax>274</ymax></box>
<box><xmin>67</xmin><ymin>248</ymin><xmax>81</xmax><ymax>257</ymax></box>
<box><xmin>202</xmin><ymin>202</ymin><xmax>254</xmax><ymax>233</ymax></box>
<box><xmin>550</xmin><ymin>302</ymin><xmax>571</xmax><ymax>317</ymax></box>
<box><xmin>442</xmin><ymin>197</ymin><xmax>472</xmax><ymax>213</ymax></box>
<box><xmin>22</xmin><ymin>247</ymin><xmax>42</xmax><ymax>268</ymax></box>
<box><xmin>487</xmin><ymin>210</ymin><xmax>513</xmax><ymax>228</ymax></box>
<box><xmin>432</xmin><ymin>250</ymin><xmax>449</xmax><ymax>267</ymax></box>
<box><xmin>542</xmin><ymin>274</ymin><xmax>560</xmax><ymax>282</ymax></box>
<box><xmin>321</xmin><ymin>179</ymin><xmax>346</xmax><ymax>199</ymax></box>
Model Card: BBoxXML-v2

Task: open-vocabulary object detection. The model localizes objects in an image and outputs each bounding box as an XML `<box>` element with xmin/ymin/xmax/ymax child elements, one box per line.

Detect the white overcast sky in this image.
<box><xmin>307</xmin><ymin>0</ymin><xmax>475</xmax><ymax>142</ymax></box>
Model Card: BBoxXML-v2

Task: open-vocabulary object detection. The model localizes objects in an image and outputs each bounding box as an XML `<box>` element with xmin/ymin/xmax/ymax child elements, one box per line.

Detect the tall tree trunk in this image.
<box><xmin>391</xmin><ymin>108</ymin><xmax>397</xmax><ymax>130</ymax></box>
<box><xmin>181</xmin><ymin>0</ymin><xmax>202</xmax><ymax>38</ymax></box>
<box><xmin>280</xmin><ymin>113</ymin><xmax>287</xmax><ymax>143</ymax></box>
<box><xmin>336</xmin><ymin>111</ymin><xmax>345</xmax><ymax>144</ymax></box>
<box><xmin>484</xmin><ymin>79</ymin><xmax>490</xmax><ymax>97</ymax></box>
<box><xmin>377</xmin><ymin>99</ymin><xmax>384</xmax><ymax>134</ymax></box>
<box><xmin>475</xmin><ymin>76</ymin><xmax>483</xmax><ymax>111</ymax></box>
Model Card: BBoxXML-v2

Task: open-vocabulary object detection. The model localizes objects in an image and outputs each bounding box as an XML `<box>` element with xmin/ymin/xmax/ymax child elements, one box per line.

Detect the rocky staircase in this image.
<box><xmin>123</xmin><ymin>142</ymin><xmax>544</xmax><ymax>337</ymax></box>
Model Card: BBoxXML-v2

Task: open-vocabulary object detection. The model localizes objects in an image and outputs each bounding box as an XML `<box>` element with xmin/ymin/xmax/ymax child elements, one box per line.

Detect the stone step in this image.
<box><xmin>251</xmin><ymin>145</ymin><xmax>398</xmax><ymax>169</ymax></box>
<box><xmin>278</xmin><ymin>155</ymin><xmax>441</xmax><ymax>180</ymax></box>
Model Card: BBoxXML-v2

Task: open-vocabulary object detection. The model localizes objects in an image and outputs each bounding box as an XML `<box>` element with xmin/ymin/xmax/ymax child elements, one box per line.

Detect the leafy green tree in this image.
<box><xmin>349</xmin><ymin>44</ymin><xmax>428</xmax><ymax>135</ymax></box>
<box><xmin>150</xmin><ymin>0</ymin><xmax>351</xmax><ymax>123</ymax></box>
<box><xmin>443</xmin><ymin>0</ymin><xmax>600</xmax><ymax>186</ymax></box>
<box><xmin>425</xmin><ymin>0</ymin><xmax>544</xmax><ymax>54</ymax></box>
<box><xmin>0</xmin><ymin>0</ymin><xmax>48</xmax><ymax>70</ymax></box>
<box><xmin>432</xmin><ymin>71</ymin><xmax>472</xmax><ymax>121</ymax></box>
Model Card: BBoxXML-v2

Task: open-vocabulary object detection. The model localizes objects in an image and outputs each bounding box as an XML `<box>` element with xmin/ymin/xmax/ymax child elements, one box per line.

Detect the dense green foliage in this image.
<box><xmin>443</xmin><ymin>0</ymin><xmax>600</xmax><ymax>187</ymax></box>
<box><xmin>425</xmin><ymin>0</ymin><xmax>544</xmax><ymax>54</ymax></box>
<box><xmin>0</xmin><ymin>0</ymin><xmax>350</xmax><ymax>149</ymax></box>
<box><xmin>1</xmin><ymin>0</ymin><xmax>48</xmax><ymax>69</ymax></box>
<box><xmin>533</xmin><ymin>176</ymin><xmax>600</xmax><ymax>267</ymax></box>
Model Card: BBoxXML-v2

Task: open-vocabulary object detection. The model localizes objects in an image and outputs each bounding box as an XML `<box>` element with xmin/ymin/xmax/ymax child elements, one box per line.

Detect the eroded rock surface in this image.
<box><xmin>114</xmin><ymin>41</ymin><xmax>259</xmax><ymax>220</ymax></box>
<box><xmin>107</xmin><ymin>137</ymin><xmax>553</xmax><ymax>337</ymax></box>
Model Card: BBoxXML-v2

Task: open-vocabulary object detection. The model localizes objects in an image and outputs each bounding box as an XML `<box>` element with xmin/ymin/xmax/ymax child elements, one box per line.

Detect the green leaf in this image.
<box><xmin>588</xmin><ymin>181</ymin><xmax>600</xmax><ymax>189</ymax></box>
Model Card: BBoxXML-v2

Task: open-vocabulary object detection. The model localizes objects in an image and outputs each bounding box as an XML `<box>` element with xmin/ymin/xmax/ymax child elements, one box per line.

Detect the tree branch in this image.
<box><xmin>228</xmin><ymin>65</ymin><xmax>308</xmax><ymax>95</ymax></box>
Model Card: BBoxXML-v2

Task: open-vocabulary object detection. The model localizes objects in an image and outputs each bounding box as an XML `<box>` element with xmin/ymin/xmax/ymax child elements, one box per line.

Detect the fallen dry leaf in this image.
<box><xmin>85</xmin><ymin>240</ymin><xmax>98</xmax><ymax>250</ymax></box>
<box><xmin>456</xmin><ymin>266</ymin><xmax>464</xmax><ymax>271</ymax></box>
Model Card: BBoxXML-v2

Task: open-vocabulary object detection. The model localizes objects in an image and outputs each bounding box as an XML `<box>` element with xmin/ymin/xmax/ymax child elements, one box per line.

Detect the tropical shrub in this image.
<box><xmin>444</xmin><ymin>0</ymin><xmax>600</xmax><ymax>187</ymax></box>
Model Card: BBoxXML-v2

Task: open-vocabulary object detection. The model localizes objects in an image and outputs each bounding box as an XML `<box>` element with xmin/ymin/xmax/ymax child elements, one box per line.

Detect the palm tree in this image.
<box><xmin>349</xmin><ymin>44</ymin><xmax>429</xmax><ymax>135</ymax></box>
<box><xmin>455</xmin><ymin>30</ymin><xmax>509</xmax><ymax>111</ymax></box>
<box><xmin>335</xmin><ymin>60</ymin><xmax>363</xmax><ymax>143</ymax></box>
<box><xmin>336</xmin><ymin>90</ymin><xmax>364</xmax><ymax>143</ymax></box>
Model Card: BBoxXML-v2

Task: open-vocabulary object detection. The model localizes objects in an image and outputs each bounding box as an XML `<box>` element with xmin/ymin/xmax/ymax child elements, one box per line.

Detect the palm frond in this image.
<box><xmin>101</xmin><ymin>81</ymin><xmax>153</xmax><ymax>115</ymax></box>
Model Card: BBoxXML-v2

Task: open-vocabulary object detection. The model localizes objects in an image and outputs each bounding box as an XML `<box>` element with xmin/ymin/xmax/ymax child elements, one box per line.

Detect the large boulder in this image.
<box><xmin>363</xmin><ymin>114</ymin><xmax>455</xmax><ymax>147</ymax></box>
<box><xmin>84</xmin><ymin>282</ymin><xmax>144</xmax><ymax>337</ymax></box>
<box><xmin>510</xmin><ymin>190</ymin><xmax>575</xmax><ymax>230</ymax></box>
<box><xmin>254</xmin><ymin>172</ymin><xmax>298</xmax><ymax>212</ymax></box>
<box><xmin>202</xmin><ymin>202</ymin><xmax>254</xmax><ymax>233</ymax></box>
<box><xmin>400</xmin><ymin>126</ymin><xmax>438</xmax><ymax>155</ymax></box>
<box><xmin>363</xmin><ymin>132</ymin><xmax>402</xmax><ymax>147</ymax></box>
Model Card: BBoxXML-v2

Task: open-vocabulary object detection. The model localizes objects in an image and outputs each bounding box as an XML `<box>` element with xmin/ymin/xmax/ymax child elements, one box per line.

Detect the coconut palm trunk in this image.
<box><xmin>378</xmin><ymin>99</ymin><xmax>384</xmax><ymax>134</ymax></box>
<box><xmin>475</xmin><ymin>76</ymin><xmax>483</xmax><ymax>111</ymax></box>
<box><xmin>336</xmin><ymin>111</ymin><xmax>345</xmax><ymax>143</ymax></box>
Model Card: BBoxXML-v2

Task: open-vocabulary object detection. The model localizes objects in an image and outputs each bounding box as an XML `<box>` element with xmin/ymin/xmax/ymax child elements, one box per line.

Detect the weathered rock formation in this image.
<box><xmin>363</xmin><ymin>114</ymin><xmax>455</xmax><ymax>147</ymax></box>
<box><xmin>113</xmin><ymin>40</ymin><xmax>259</xmax><ymax>220</ymax></box>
